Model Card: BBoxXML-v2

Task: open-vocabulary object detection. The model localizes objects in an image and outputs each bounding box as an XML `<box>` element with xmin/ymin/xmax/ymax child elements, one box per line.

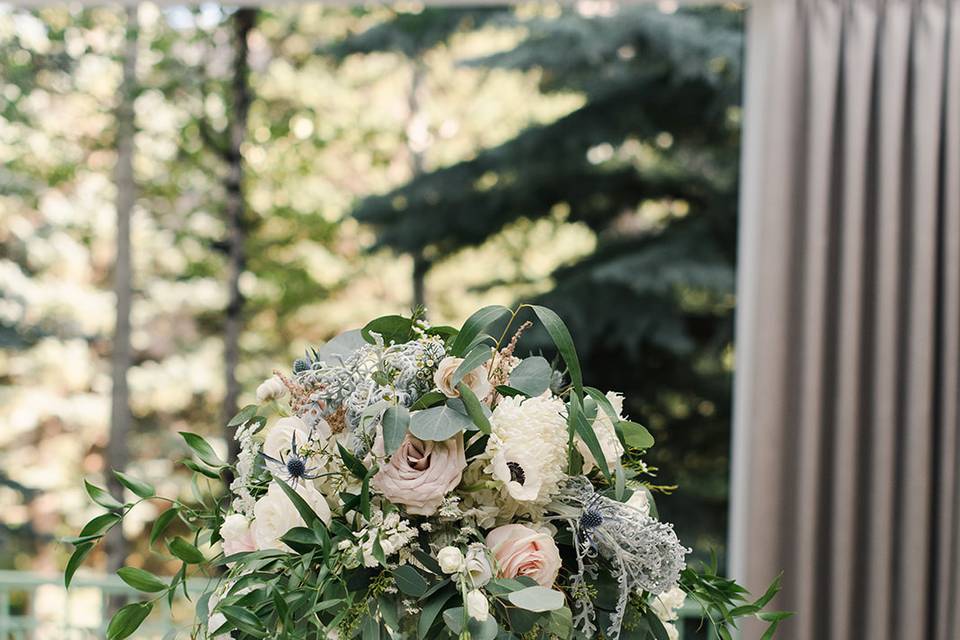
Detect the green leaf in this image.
<box><xmin>417</xmin><ymin>583</ymin><xmax>457</xmax><ymax>639</ymax></box>
<box><xmin>457</xmin><ymin>382</ymin><xmax>491</xmax><ymax>434</ymax></box>
<box><xmin>409</xmin><ymin>403</ymin><xmax>474</xmax><ymax>441</ymax></box>
<box><xmin>570</xmin><ymin>395</ymin><xmax>611</xmax><ymax>480</ymax></box>
<box><xmin>508</xmin><ymin>356</ymin><xmax>553</xmax><ymax>397</ymax></box>
<box><xmin>313</xmin><ymin>328</ymin><xmax>366</xmax><ymax>365</ymax></box>
<box><xmin>620</xmin><ymin>420</ymin><xmax>655</xmax><ymax>450</ymax></box>
<box><xmin>361</xmin><ymin>614</ymin><xmax>381</xmax><ymax>640</ymax></box>
<box><xmin>392</xmin><ymin>565</ymin><xmax>429</xmax><ymax>597</ymax></box>
<box><xmin>64</xmin><ymin>542</ymin><xmax>94</xmax><ymax>588</ymax></box>
<box><xmin>79</xmin><ymin>512</ymin><xmax>121</xmax><ymax>538</ymax></box>
<box><xmin>451</xmin><ymin>343</ymin><xmax>493</xmax><ymax>387</ymax></box>
<box><xmin>361</xmin><ymin>315</ymin><xmax>413</xmax><ymax>345</ymax></box>
<box><xmin>506</xmin><ymin>586</ymin><xmax>565</xmax><ymax>612</ymax></box>
<box><xmin>443</xmin><ymin>607</ymin><xmax>499</xmax><ymax>640</ymax></box>
<box><xmin>411</xmin><ymin>391</ymin><xmax>446</xmax><ymax>410</ymax></box>
<box><xmin>337</xmin><ymin>442</ymin><xmax>369</xmax><ymax>479</ymax></box>
<box><xmin>182</xmin><ymin>459</ymin><xmax>221</xmax><ymax>479</ymax></box>
<box><xmin>451</xmin><ymin>305</ymin><xmax>511</xmax><ymax>356</ymax></box>
<box><xmin>529</xmin><ymin>305</ymin><xmax>582</xmax><ymax>396</ymax></box>
<box><xmin>168</xmin><ymin>537</ymin><xmax>205</xmax><ymax>564</ymax></box>
<box><xmin>382</xmin><ymin>405</ymin><xmax>410</xmax><ymax>456</ymax></box>
<box><xmin>106</xmin><ymin>602</ymin><xmax>153</xmax><ymax>640</ymax></box>
<box><xmin>178</xmin><ymin>432</ymin><xmax>223</xmax><ymax>468</ymax></box>
<box><xmin>150</xmin><ymin>507</ymin><xmax>179</xmax><ymax>547</ymax></box>
<box><xmin>220</xmin><ymin>604</ymin><xmax>268</xmax><ymax>637</ymax></box>
<box><xmin>227</xmin><ymin>404</ymin><xmax>258</xmax><ymax>427</ymax></box>
<box><xmin>84</xmin><ymin>480</ymin><xmax>123</xmax><ymax>511</ymax></box>
<box><xmin>643</xmin><ymin>609</ymin><xmax>670</xmax><ymax>640</ymax></box>
<box><xmin>112</xmin><ymin>471</ymin><xmax>155</xmax><ymax>499</ymax></box>
<box><xmin>117</xmin><ymin>567</ymin><xmax>167</xmax><ymax>593</ymax></box>
<box><xmin>279</xmin><ymin>527</ymin><xmax>322</xmax><ymax>554</ymax></box>
<box><xmin>275</xmin><ymin>476</ymin><xmax>325</xmax><ymax>528</ymax></box>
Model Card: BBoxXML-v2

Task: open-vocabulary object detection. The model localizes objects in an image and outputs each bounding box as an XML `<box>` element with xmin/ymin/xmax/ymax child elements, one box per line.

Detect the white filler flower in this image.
<box><xmin>485</xmin><ymin>394</ymin><xmax>568</xmax><ymax>503</ymax></box>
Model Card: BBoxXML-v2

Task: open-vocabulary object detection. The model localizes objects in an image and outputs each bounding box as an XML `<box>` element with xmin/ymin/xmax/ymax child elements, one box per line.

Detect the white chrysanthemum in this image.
<box><xmin>577</xmin><ymin>391</ymin><xmax>625</xmax><ymax>473</ymax></box>
<box><xmin>484</xmin><ymin>394</ymin><xmax>568</xmax><ymax>503</ymax></box>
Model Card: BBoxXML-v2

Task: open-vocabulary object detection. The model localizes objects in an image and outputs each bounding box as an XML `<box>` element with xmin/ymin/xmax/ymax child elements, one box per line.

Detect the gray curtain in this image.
<box><xmin>729</xmin><ymin>0</ymin><xmax>960</xmax><ymax>638</ymax></box>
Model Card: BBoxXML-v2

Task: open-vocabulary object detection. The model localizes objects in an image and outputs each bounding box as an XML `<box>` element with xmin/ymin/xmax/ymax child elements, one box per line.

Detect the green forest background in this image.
<box><xmin>0</xmin><ymin>2</ymin><xmax>743</xmax><ymax>579</ymax></box>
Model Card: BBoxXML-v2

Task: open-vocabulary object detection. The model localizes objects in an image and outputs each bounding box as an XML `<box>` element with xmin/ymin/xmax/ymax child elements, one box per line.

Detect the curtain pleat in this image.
<box><xmin>732</xmin><ymin>1</ymin><xmax>960</xmax><ymax>638</ymax></box>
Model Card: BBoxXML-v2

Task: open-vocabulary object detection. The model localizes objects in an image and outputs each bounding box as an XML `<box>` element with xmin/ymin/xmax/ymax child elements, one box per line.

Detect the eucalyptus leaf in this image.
<box><xmin>382</xmin><ymin>405</ymin><xmax>410</xmax><ymax>456</ymax></box>
<box><xmin>508</xmin><ymin>356</ymin><xmax>552</xmax><ymax>397</ymax></box>
<box><xmin>506</xmin><ymin>586</ymin><xmax>565</xmax><ymax>612</ymax></box>
<box><xmin>313</xmin><ymin>328</ymin><xmax>366</xmax><ymax>365</ymax></box>
<box><xmin>392</xmin><ymin>565</ymin><xmax>428</xmax><ymax>597</ymax></box>
<box><xmin>409</xmin><ymin>404</ymin><xmax>473</xmax><ymax>441</ymax></box>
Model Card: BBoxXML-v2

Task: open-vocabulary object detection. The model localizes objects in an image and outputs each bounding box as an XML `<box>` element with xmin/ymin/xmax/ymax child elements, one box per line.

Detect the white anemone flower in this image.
<box><xmin>490</xmin><ymin>449</ymin><xmax>542</xmax><ymax>502</ymax></box>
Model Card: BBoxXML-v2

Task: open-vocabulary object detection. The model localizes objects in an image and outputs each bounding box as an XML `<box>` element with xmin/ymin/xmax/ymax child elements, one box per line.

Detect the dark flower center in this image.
<box><xmin>507</xmin><ymin>461</ymin><xmax>526</xmax><ymax>485</ymax></box>
<box><xmin>286</xmin><ymin>458</ymin><xmax>307</xmax><ymax>478</ymax></box>
<box><xmin>580</xmin><ymin>509</ymin><xmax>603</xmax><ymax>529</ymax></box>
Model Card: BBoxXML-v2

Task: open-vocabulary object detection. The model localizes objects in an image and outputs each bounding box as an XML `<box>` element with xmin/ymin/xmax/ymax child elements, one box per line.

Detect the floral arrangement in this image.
<box><xmin>66</xmin><ymin>305</ymin><xmax>788</xmax><ymax>640</ymax></box>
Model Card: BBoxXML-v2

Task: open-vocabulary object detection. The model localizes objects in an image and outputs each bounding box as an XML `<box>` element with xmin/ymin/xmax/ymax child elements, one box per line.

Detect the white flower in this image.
<box><xmin>490</xmin><ymin>450</ymin><xmax>541</xmax><ymax>502</ymax></box>
<box><xmin>219</xmin><ymin>513</ymin><xmax>256</xmax><ymax>557</ymax></box>
<box><xmin>626</xmin><ymin>488</ymin><xmax>651</xmax><ymax>517</ymax></box>
<box><xmin>251</xmin><ymin>482</ymin><xmax>331</xmax><ymax>551</ymax></box>
<box><xmin>577</xmin><ymin>391</ymin><xmax>625</xmax><ymax>473</ymax></box>
<box><xmin>464</xmin><ymin>544</ymin><xmax>493</xmax><ymax>587</ymax></box>
<box><xmin>434</xmin><ymin>356</ymin><xmax>494</xmax><ymax>401</ymax></box>
<box><xmin>664</xmin><ymin>622</ymin><xmax>679</xmax><ymax>640</ymax></box>
<box><xmin>651</xmin><ymin>585</ymin><xmax>686</xmax><ymax>623</ymax></box>
<box><xmin>256</xmin><ymin>375</ymin><xmax>287</xmax><ymax>402</ymax></box>
<box><xmin>263</xmin><ymin>416</ymin><xmax>313</xmax><ymax>462</ymax></box>
<box><xmin>437</xmin><ymin>546</ymin><xmax>465</xmax><ymax>573</ymax></box>
<box><xmin>483</xmin><ymin>394</ymin><xmax>569</xmax><ymax>503</ymax></box>
<box><xmin>465</xmin><ymin>589</ymin><xmax>489</xmax><ymax>622</ymax></box>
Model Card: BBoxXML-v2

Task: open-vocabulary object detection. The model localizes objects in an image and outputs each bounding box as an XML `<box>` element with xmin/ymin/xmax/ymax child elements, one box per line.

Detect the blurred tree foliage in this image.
<box><xmin>348</xmin><ymin>4</ymin><xmax>744</xmax><ymax>558</ymax></box>
<box><xmin>0</xmin><ymin>2</ymin><xmax>742</xmax><ymax>574</ymax></box>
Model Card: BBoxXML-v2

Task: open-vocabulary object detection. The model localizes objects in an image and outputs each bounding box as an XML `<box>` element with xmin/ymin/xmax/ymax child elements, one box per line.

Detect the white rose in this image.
<box><xmin>256</xmin><ymin>376</ymin><xmax>287</xmax><ymax>402</ymax></box>
<box><xmin>464</xmin><ymin>544</ymin><xmax>493</xmax><ymax>587</ymax></box>
<box><xmin>434</xmin><ymin>356</ymin><xmax>494</xmax><ymax>401</ymax></box>
<box><xmin>625</xmin><ymin>488</ymin><xmax>651</xmax><ymax>517</ymax></box>
<box><xmin>251</xmin><ymin>482</ymin><xmax>331</xmax><ymax>551</ymax></box>
<box><xmin>465</xmin><ymin>589</ymin><xmax>489</xmax><ymax>622</ymax></box>
<box><xmin>437</xmin><ymin>546</ymin><xmax>465</xmax><ymax>574</ymax></box>
<box><xmin>263</xmin><ymin>416</ymin><xmax>314</xmax><ymax>462</ymax></box>
<box><xmin>219</xmin><ymin>513</ymin><xmax>256</xmax><ymax>557</ymax></box>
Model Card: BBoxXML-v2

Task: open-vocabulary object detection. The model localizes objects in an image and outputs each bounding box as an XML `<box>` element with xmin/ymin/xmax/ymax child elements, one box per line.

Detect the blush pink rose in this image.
<box><xmin>485</xmin><ymin>524</ymin><xmax>562</xmax><ymax>588</ymax></box>
<box><xmin>371</xmin><ymin>432</ymin><xmax>466</xmax><ymax>516</ymax></box>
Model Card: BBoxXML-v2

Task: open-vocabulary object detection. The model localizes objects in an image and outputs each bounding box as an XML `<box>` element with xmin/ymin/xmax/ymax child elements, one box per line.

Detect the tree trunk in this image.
<box><xmin>407</xmin><ymin>62</ymin><xmax>430</xmax><ymax>310</ymax></box>
<box><xmin>105</xmin><ymin>2</ymin><xmax>138</xmax><ymax>585</ymax></box>
<box><xmin>222</xmin><ymin>9</ymin><xmax>256</xmax><ymax>465</ymax></box>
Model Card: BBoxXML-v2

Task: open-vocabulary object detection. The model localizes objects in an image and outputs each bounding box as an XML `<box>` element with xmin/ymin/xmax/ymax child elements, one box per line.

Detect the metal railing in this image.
<box><xmin>0</xmin><ymin>570</ymin><xmax>709</xmax><ymax>639</ymax></box>
<box><xmin>0</xmin><ymin>570</ymin><xmax>202</xmax><ymax>640</ymax></box>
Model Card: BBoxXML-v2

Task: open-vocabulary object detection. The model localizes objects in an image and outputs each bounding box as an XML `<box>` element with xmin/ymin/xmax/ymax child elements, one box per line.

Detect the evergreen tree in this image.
<box><xmin>352</xmin><ymin>5</ymin><xmax>744</xmax><ymax>557</ymax></box>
